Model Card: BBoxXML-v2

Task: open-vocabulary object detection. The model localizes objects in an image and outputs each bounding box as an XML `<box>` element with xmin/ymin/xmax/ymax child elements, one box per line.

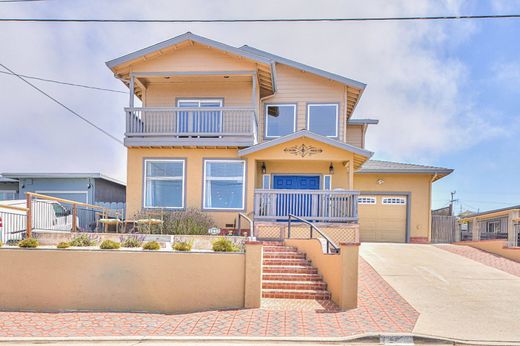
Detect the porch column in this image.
<box><xmin>129</xmin><ymin>74</ymin><xmax>135</xmax><ymax>108</ymax></box>
<box><xmin>347</xmin><ymin>160</ymin><xmax>354</xmax><ymax>190</ymax></box>
<box><xmin>246</xmin><ymin>158</ymin><xmax>256</xmax><ymax>220</ymax></box>
<box><xmin>508</xmin><ymin>210</ymin><xmax>520</xmax><ymax>244</ymax></box>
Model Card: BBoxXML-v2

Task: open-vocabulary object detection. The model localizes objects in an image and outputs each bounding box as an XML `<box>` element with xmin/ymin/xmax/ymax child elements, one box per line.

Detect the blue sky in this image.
<box><xmin>1</xmin><ymin>0</ymin><xmax>519</xmax><ymax>214</ymax></box>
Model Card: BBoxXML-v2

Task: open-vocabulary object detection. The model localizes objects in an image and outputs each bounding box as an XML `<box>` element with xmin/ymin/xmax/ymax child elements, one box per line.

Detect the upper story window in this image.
<box><xmin>144</xmin><ymin>159</ymin><xmax>185</xmax><ymax>209</ymax></box>
<box><xmin>265</xmin><ymin>104</ymin><xmax>296</xmax><ymax>138</ymax></box>
<box><xmin>307</xmin><ymin>104</ymin><xmax>338</xmax><ymax>138</ymax></box>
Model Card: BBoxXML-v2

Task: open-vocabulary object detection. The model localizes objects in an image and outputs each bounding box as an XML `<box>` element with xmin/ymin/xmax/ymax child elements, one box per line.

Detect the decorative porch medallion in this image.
<box><xmin>284</xmin><ymin>144</ymin><xmax>323</xmax><ymax>157</ymax></box>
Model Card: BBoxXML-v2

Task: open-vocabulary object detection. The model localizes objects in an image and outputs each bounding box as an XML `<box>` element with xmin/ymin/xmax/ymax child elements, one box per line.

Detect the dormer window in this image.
<box><xmin>307</xmin><ymin>104</ymin><xmax>339</xmax><ymax>138</ymax></box>
<box><xmin>265</xmin><ymin>104</ymin><xmax>296</xmax><ymax>138</ymax></box>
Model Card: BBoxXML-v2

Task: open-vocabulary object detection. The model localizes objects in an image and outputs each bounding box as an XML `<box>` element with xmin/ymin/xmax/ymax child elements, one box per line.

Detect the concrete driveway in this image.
<box><xmin>360</xmin><ymin>243</ymin><xmax>520</xmax><ymax>344</ymax></box>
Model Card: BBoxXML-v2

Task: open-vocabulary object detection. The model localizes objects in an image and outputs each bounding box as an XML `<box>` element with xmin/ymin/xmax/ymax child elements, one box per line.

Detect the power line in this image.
<box><xmin>0</xmin><ymin>0</ymin><xmax>48</xmax><ymax>2</ymax></box>
<box><xmin>0</xmin><ymin>63</ymin><xmax>124</xmax><ymax>146</ymax></box>
<box><xmin>0</xmin><ymin>71</ymin><xmax>127</xmax><ymax>94</ymax></box>
<box><xmin>0</xmin><ymin>14</ymin><xmax>520</xmax><ymax>23</ymax></box>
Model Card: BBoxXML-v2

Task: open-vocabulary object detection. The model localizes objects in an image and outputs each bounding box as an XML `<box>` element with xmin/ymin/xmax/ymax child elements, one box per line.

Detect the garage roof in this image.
<box><xmin>357</xmin><ymin>160</ymin><xmax>453</xmax><ymax>180</ymax></box>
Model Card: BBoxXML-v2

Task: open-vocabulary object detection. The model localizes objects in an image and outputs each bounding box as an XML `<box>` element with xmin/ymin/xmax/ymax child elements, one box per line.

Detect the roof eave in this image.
<box><xmin>106</xmin><ymin>32</ymin><xmax>273</xmax><ymax>71</ymax></box>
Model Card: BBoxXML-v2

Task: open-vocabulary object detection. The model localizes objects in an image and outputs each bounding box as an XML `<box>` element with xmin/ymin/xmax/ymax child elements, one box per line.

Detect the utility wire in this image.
<box><xmin>0</xmin><ymin>63</ymin><xmax>124</xmax><ymax>145</ymax></box>
<box><xmin>0</xmin><ymin>70</ymin><xmax>127</xmax><ymax>94</ymax></box>
<box><xmin>0</xmin><ymin>14</ymin><xmax>520</xmax><ymax>23</ymax></box>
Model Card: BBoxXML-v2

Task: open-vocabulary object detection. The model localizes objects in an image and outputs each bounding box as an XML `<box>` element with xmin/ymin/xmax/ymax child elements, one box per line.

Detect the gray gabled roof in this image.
<box><xmin>238</xmin><ymin>130</ymin><xmax>373</xmax><ymax>158</ymax></box>
<box><xmin>106</xmin><ymin>32</ymin><xmax>274</xmax><ymax>69</ymax></box>
<box><xmin>461</xmin><ymin>205</ymin><xmax>520</xmax><ymax>219</ymax></box>
<box><xmin>348</xmin><ymin>118</ymin><xmax>379</xmax><ymax>125</ymax></box>
<box><xmin>240</xmin><ymin>45</ymin><xmax>367</xmax><ymax>90</ymax></box>
<box><xmin>1</xmin><ymin>173</ymin><xmax>126</xmax><ymax>186</ymax></box>
<box><xmin>0</xmin><ymin>175</ymin><xmax>18</xmax><ymax>183</ymax></box>
<box><xmin>357</xmin><ymin>160</ymin><xmax>453</xmax><ymax>175</ymax></box>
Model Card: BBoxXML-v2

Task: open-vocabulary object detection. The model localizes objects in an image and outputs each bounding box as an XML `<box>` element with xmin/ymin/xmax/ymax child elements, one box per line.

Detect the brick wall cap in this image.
<box><xmin>339</xmin><ymin>242</ymin><xmax>361</xmax><ymax>247</ymax></box>
<box><xmin>245</xmin><ymin>241</ymin><xmax>263</xmax><ymax>245</ymax></box>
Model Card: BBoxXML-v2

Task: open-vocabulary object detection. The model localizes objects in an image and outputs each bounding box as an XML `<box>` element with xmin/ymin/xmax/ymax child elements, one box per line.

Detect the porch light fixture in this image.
<box><xmin>261</xmin><ymin>162</ymin><xmax>267</xmax><ymax>174</ymax></box>
<box><xmin>329</xmin><ymin>162</ymin><xmax>334</xmax><ymax>175</ymax></box>
<box><xmin>377</xmin><ymin>179</ymin><xmax>385</xmax><ymax>185</ymax></box>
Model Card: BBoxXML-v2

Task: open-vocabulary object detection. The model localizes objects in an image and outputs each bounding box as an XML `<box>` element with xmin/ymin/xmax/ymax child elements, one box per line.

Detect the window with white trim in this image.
<box><xmin>323</xmin><ymin>175</ymin><xmax>332</xmax><ymax>190</ymax></box>
<box><xmin>203</xmin><ymin>160</ymin><xmax>246</xmax><ymax>210</ymax></box>
<box><xmin>265</xmin><ymin>104</ymin><xmax>296</xmax><ymax>137</ymax></box>
<box><xmin>0</xmin><ymin>191</ymin><xmax>17</xmax><ymax>200</ymax></box>
<box><xmin>144</xmin><ymin>159</ymin><xmax>185</xmax><ymax>208</ymax></box>
<box><xmin>262</xmin><ymin>174</ymin><xmax>271</xmax><ymax>189</ymax></box>
<box><xmin>358</xmin><ymin>196</ymin><xmax>376</xmax><ymax>205</ymax></box>
<box><xmin>486</xmin><ymin>221</ymin><xmax>500</xmax><ymax>233</ymax></box>
<box><xmin>382</xmin><ymin>197</ymin><xmax>406</xmax><ymax>205</ymax></box>
<box><xmin>307</xmin><ymin>104</ymin><xmax>338</xmax><ymax>137</ymax></box>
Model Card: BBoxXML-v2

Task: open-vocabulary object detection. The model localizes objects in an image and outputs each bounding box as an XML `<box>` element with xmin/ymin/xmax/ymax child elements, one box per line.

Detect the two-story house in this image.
<box><xmin>106</xmin><ymin>32</ymin><xmax>452</xmax><ymax>243</ymax></box>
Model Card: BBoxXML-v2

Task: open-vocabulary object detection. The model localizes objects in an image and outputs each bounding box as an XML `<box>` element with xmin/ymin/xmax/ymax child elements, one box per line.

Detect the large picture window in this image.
<box><xmin>203</xmin><ymin>160</ymin><xmax>246</xmax><ymax>210</ymax></box>
<box><xmin>265</xmin><ymin>104</ymin><xmax>296</xmax><ymax>138</ymax></box>
<box><xmin>144</xmin><ymin>159</ymin><xmax>185</xmax><ymax>208</ymax></box>
<box><xmin>307</xmin><ymin>104</ymin><xmax>338</xmax><ymax>137</ymax></box>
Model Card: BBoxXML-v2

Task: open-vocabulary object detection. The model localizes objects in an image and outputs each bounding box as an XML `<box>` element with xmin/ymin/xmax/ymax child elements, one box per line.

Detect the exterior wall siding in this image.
<box><xmin>259</xmin><ymin>64</ymin><xmax>347</xmax><ymax>143</ymax></box>
<box><xmin>18</xmin><ymin>178</ymin><xmax>93</xmax><ymax>204</ymax></box>
<box><xmin>93</xmin><ymin>178</ymin><xmax>126</xmax><ymax>203</ymax></box>
<box><xmin>354</xmin><ymin>173</ymin><xmax>433</xmax><ymax>241</ymax></box>
<box><xmin>122</xmin><ymin>42</ymin><xmax>257</xmax><ymax>74</ymax></box>
<box><xmin>144</xmin><ymin>80</ymin><xmax>252</xmax><ymax>108</ymax></box>
<box><xmin>346</xmin><ymin>125</ymin><xmax>364</xmax><ymax>148</ymax></box>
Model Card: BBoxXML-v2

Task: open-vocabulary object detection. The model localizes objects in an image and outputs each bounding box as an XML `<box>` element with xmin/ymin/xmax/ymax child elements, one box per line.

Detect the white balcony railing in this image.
<box><xmin>125</xmin><ymin>107</ymin><xmax>257</xmax><ymax>145</ymax></box>
<box><xmin>254</xmin><ymin>189</ymin><xmax>359</xmax><ymax>223</ymax></box>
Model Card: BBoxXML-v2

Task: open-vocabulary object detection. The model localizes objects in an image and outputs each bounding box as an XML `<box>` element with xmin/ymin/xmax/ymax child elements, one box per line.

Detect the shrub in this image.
<box><xmin>0</xmin><ymin>241</ymin><xmax>3</xmax><ymax>247</ymax></box>
<box><xmin>212</xmin><ymin>238</ymin><xmax>240</xmax><ymax>252</ymax></box>
<box><xmin>121</xmin><ymin>236</ymin><xmax>143</xmax><ymax>248</ymax></box>
<box><xmin>70</xmin><ymin>234</ymin><xmax>97</xmax><ymax>247</ymax></box>
<box><xmin>173</xmin><ymin>241</ymin><xmax>192</xmax><ymax>252</ymax></box>
<box><xmin>99</xmin><ymin>239</ymin><xmax>121</xmax><ymax>250</ymax></box>
<box><xmin>56</xmin><ymin>242</ymin><xmax>70</xmax><ymax>249</ymax></box>
<box><xmin>18</xmin><ymin>238</ymin><xmax>39</xmax><ymax>248</ymax></box>
<box><xmin>143</xmin><ymin>241</ymin><xmax>160</xmax><ymax>251</ymax></box>
<box><xmin>133</xmin><ymin>208</ymin><xmax>215</xmax><ymax>235</ymax></box>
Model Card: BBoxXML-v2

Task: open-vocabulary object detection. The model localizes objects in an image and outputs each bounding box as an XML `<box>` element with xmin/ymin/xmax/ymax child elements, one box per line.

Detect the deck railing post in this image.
<box><xmin>26</xmin><ymin>193</ymin><xmax>32</xmax><ymax>238</ymax></box>
<box><xmin>287</xmin><ymin>215</ymin><xmax>292</xmax><ymax>239</ymax></box>
<box><xmin>72</xmin><ymin>205</ymin><xmax>78</xmax><ymax>231</ymax></box>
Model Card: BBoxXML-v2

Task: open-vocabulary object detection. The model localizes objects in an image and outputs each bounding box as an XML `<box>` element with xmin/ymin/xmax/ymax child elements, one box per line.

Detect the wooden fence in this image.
<box><xmin>431</xmin><ymin>215</ymin><xmax>457</xmax><ymax>243</ymax></box>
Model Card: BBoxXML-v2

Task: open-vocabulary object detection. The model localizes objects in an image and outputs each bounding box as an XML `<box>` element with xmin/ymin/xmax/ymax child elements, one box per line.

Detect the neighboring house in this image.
<box><xmin>0</xmin><ymin>173</ymin><xmax>126</xmax><ymax>205</ymax></box>
<box><xmin>106</xmin><ymin>32</ymin><xmax>453</xmax><ymax>243</ymax></box>
<box><xmin>0</xmin><ymin>176</ymin><xmax>19</xmax><ymax>200</ymax></box>
<box><xmin>458</xmin><ymin>206</ymin><xmax>520</xmax><ymax>246</ymax></box>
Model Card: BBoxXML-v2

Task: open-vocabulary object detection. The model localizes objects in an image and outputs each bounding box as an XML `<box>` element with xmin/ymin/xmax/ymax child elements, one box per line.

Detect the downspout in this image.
<box><xmin>428</xmin><ymin>173</ymin><xmax>438</xmax><ymax>242</ymax></box>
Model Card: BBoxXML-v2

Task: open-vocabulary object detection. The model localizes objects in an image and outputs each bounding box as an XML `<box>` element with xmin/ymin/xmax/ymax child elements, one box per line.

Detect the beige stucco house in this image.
<box><xmin>106</xmin><ymin>32</ymin><xmax>452</xmax><ymax>243</ymax></box>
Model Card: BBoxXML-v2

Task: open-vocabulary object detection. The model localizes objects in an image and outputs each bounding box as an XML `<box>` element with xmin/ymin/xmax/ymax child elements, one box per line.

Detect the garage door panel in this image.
<box><xmin>359</xmin><ymin>197</ymin><xmax>406</xmax><ymax>243</ymax></box>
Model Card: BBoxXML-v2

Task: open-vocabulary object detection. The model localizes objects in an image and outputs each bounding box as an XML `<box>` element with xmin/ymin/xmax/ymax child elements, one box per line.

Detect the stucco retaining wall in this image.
<box><xmin>456</xmin><ymin>239</ymin><xmax>520</xmax><ymax>263</ymax></box>
<box><xmin>285</xmin><ymin>239</ymin><xmax>359</xmax><ymax>309</ymax></box>
<box><xmin>0</xmin><ymin>243</ymin><xmax>262</xmax><ymax>313</ymax></box>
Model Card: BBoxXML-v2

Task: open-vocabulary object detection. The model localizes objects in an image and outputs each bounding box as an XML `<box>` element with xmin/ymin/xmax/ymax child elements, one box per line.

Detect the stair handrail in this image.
<box><xmin>237</xmin><ymin>212</ymin><xmax>255</xmax><ymax>239</ymax></box>
<box><xmin>287</xmin><ymin>214</ymin><xmax>339</xmax><ymax>254</ymax></box>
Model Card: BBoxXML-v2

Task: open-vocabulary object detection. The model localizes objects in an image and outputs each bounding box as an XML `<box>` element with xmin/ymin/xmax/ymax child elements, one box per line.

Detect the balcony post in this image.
<box><xmin>129</xmin><ymin>74</ymin><xmax>135</xmax><ymax>108</ymax></box>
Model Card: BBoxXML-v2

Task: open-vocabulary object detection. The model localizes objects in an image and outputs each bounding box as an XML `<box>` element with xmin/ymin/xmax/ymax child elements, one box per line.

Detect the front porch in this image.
<box><xmin>253</xmin><ymin>188</ymin><xmax>359</xmax><ymax>223</ymax></box>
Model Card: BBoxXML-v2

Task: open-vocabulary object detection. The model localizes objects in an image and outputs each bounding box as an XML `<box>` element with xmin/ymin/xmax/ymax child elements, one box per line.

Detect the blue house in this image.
<box><xmin>0</xmin><ymin>173</ymin><xmax>126</xmax><ymax>204</ymax></box>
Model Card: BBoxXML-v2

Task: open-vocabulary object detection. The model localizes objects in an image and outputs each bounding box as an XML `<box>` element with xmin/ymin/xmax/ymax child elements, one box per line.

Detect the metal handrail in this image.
<box><xmin>237</xmin><ymin>212</ymin><xmax>255</xmax><ymax>239</ymax></box>
<box><xmin>287</xmin><ymin>214</ymin><xmax>339</xmax><ymax>254</ymax></box>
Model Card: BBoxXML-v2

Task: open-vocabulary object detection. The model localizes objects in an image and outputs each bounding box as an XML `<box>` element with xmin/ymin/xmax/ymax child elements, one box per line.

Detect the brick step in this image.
<box><xmin>262</xmin><ymin>289</ymin><xmax>331</xmax><ymax>300</ymax></box>
<box><xmin>260</xmin><ymin>241</ymin><xmax>284</xmax><ymax>246</ymax></box>
<box><xmin>263</xmin><ymin>252</ymin><xmax>306</xmax><ymax>259</ymax></box>
<box><xmin>263</xmin><ymin>246</ymin><xmax>298</xmax><ymax>253</ymax></box>
<box><xmin>262</xmin><ymin>273</ymin><xmax>323</xmax><ymax>282</ymax></box>
<box><xmin>262</xmin><ymin>280</ymin><xmax>327</xmax><ymax>290</ymax></box>
<box><xmin>263</xmin><ymin>265</ymin><xmax>318</xmax><ymax>274</ymax></box>
<box><xmin>263</xmin><ymin>258</ymin><xmax>311</xmax><ymax>266</ymax></box>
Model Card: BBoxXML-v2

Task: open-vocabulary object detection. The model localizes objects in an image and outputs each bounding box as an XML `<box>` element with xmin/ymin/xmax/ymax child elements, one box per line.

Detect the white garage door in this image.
<box><xmin>358</xmin><ymin>195</ymin><xmax>407</xmax><ymax>243</ymax></box>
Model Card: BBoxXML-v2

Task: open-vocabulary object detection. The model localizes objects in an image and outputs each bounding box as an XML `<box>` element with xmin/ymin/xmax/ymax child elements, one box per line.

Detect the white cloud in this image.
<box><xmin>0</xmin><ymin>0</ymin><xmax>505</xmax><ymax>179</ymax></box>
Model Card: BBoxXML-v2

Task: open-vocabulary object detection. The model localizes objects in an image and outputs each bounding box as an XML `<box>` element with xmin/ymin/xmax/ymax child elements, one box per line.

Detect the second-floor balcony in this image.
<box><xmin>124</xmin><ymin>106</ymin><xmax>258</xmax><ymax>147</ymax></box>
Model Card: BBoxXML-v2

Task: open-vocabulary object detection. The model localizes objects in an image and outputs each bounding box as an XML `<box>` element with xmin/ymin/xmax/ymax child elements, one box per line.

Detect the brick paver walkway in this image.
<box><xmin>436</xmin><ymin>244</ymin><xmax>520</xmax><ymax>277</ymax></box>
<box><xmin>0</xmin><ymin>259</ymin><xmax>418</xmax><ymax>338</ymax></box>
